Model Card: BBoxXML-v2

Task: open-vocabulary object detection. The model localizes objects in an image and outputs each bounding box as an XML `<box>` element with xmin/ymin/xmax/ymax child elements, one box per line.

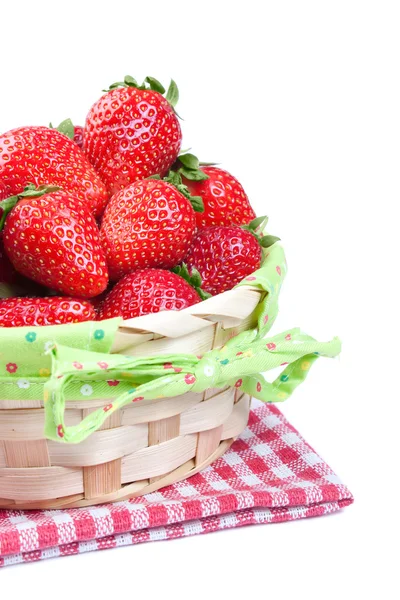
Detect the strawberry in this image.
<box><xmin>73</xmin><ymin>125</ymin><xmax>84</xmax><ymax>149</ymax></box>
<box><xmin>0</xmin><ymin>181</ymin><xmax>7</xmax><ymax>201</ymax></box>
<box><xmin>100</xmin><ymin>177</ymin><xmax>201</xmax><ymax>281</ymax></box>
<box><xmin>1</xmin><ymin>235</ymin><xmax>51</xmax><ymax>299</ymax></box>
<box><xmin>0</xmin><ymin>126</ymin><xmax>108</xmax><ymax>218</ymax></box>
<box><xmin>172</xmin><ymin>154</ymin><xmax>256</xmax><ymax>229</ymax></box>
<box><xmin>97</xmin><ymin>268</ymin><xmax>201</xmax><ymax>320</ymax></box>
<box><xmin>184</xmin><ymin>222</ymin><xmax>280</xmax><ymax>295</ymax></box>
<box><xmin>84</xmin><ymin>76</ymin><xmax>182</xmax><ymax>195</ymax></box>
<box><xmin>0</xmin><ymin>296</ymin><xmax>95</xmax><ymax>327</ymax></box>
<box><xmin>0</xmin><ymin>185</ymin><xmax>109</xmax><ymax>298</ymax></box>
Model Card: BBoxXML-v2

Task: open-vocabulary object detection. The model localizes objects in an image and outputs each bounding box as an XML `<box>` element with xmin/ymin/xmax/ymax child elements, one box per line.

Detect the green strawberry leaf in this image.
<box><xmin>144</xmin><ymin>76</ymin><xmax>166</xmax><ymax>94</ymax></box>
<box><xmin>197</xmin><ymin>288</ymin><xmax>212</xmax><ymax>301</ymax></box>
<box><xmin>103</xmin><ymin>81</ymin><xmax>126</xmax><ymax>92</ymax></box>
<box><xmin>248</xmin><ymin>215</ymin><xmax>269</xmax><ymax>231</ymax></box>
<box><xmin>0</xmin><ymin>184</ymin><xmax>60</xmax><ymax>231</ymax></box>
<box><xmin>166</xmin><ymin>80</ymin><xmax>179</xmax><ymax>107</ymax></box>
<box><xmin>56</xmin><ymin>118</ymin><xmax>75</xmax><ymax>140</ymax></box>
<box><xmin>259</xmin><ymin>235</ymin><xmax>281</xmax><ymax>248</ymax></box>
<box><xmin>241</xmin><ymin>215</ymin><xmax>280</xmax><ymax>249</ymax></box>
<box><xmin>103</xmin><ymin>76</ymin><xmax>181</xmax><ymax>115</ymax></box>
<box><xmin>174</xmin><ymin>263</ymin><xmax>190</xmax><ymax>281</ymax></box>
<box><xmin>0</xmin><ymin>195</ymin><xmax>19</xmax><ymax>230</ymax></box>
<box><xmin>185</xmin><ymin>194</ymin><xmax>204</xmax><ymax>212</ymax></box>
<box><xmin>178</xmin><ymin>153</ymin><xmax>199</xmax><ymax>170</ymax></box>
<box><xmin>172</xmin><ymin>152</ymin><xmax>210</xmax><ymax>182</ymax></box>
<box><xmin>166</xmin><ymin>170</ymin><xmax>182</xmax><ymax>188</ymax></box>
<box><xmin>178</xmin><ymin>167</ymin><xmax>209</xmax><ymax>181</ymax></box>
<box><xmin>175</xmin><ymin>184</ymin><xmax>204</xmax><ymax>212</ymax></box>
<box><xmin>147</xmin><ymin>171</ymin><xmax>205</xmax><ymax>212</ymax></box>
<box><xmin>172</xmin><ymin>264</ymin><xmax>212</xmax><ymax>300</ymax></box>
<box><xmin>190</xmin><ymin>268</ymin><xmax>202</xmax><ymax>289</ymax></box>
<box><xmin>124</xmin><ymin>75</ymin><xmax>138</xmax><ymax>87</ymax></box>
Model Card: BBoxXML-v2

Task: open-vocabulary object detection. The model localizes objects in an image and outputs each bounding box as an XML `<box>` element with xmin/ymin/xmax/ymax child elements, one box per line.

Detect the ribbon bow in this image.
<box><xmin>44</xmin><ymin>328</ymin><xmax>341</xmax><ymax>443</ymax></box>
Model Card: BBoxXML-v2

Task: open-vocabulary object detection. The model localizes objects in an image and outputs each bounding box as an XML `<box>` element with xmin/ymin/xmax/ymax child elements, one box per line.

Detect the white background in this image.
<box><xmin>1</xmin><ymin>1</ymin><xmax>399</xmax><ymax>597</ymax></box>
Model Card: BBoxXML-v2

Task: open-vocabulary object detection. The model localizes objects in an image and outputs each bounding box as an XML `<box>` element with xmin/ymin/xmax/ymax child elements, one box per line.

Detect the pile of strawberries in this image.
<box><xmin>0</xmin><ymin>76</ymin><xmax>278</xmax><ymax>328</ymax></box>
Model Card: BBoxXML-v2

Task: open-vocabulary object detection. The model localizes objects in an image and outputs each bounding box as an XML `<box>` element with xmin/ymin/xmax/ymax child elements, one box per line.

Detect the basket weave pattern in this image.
<box><xmin>0</xmin><ymin>286</ymin><xmax>260</xmax><ymax>509</ymax></box>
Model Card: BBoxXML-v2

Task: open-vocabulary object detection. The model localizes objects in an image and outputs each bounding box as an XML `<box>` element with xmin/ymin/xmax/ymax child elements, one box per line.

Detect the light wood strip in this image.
<box><xmin>121</xmin><ymin>392</ymin><xmax>201</xmax><ymax>426</ymax></box>
<box><xmin>122</xmin><ymin>434</ymin><xmax>197</xmax><ymax>482</ymax></box>
<box><xmin>0</xmin><ymin>399</ymin><xmax>42</xmax><ymax>409</ymax></box>
<box><xmin>180</xmin><ymin>388</ymin><xmax>234</xmax><ymax>435</ymax></box>
<box><xmin>203</xmin><ymin>385</ymin><xmax>229</xmax><ymax>401</ymax></box>
<box><xmin>11</xmin><ymin>493</ymin><xmax>84</xmax><ymax>510</ymax></box>
<box><xmin>195</xmin><ymin>426</ymin><xmax>223</xmax><ymax>466</ymax></box>
<box><xmin>182</xmin><ymin>287</ymin><xmax>260</xmax><ymax>323</ymax></box>
<box><xmin>83</xmin><ymin>408</ymin><xmax>121</xmax><ymax>500</ymax></box>
<box><xmin>148</xmin><ymin>415</ymin><xmax>180</xmax><ymax>484</ymax></box>
<box><xmin>0</xmin><ymin>442</ymin><xmax>6</xmax><ymax>468</ymax></box>
<box><xmin>148</xmin><ymin>415</ymin><xmax>180</xmax><ymax>446</ymax></box>
<box><xmin>119</xmin><ymin>311</ymin><xmax>214</xmax><ymax>338</ymax></box>
<box><xmin>120</xmin><ymin>325</ymin><xmax>216</xmax><ymax>358</ymax></box>
<box><xmin>0</xmin><ymin>466</ymin><xmax>83</xmax><ymax>501</ymax></box>
<box><xmin>48</xmin><ymin>423</ymin><xmax>148</xmax><ymax>467</ymax></box>
<box><xmin>110</xmin><ymin>331</ymin><xmax>154</xmax><ymax>353</ymax></box>
<box><xmin>3</xmin><ymin>439</ymin><xmax>50</xmax><ymax>468</ymax></box>
<box><xmin>221</xmin><ymin>394</ymin><xmax>251</xmax><ymax>440</ymax></box>
<box><xmin>0</xmin><ymin>408</ymin><xmax>81</xmax><ymax>440</ymax></box>
<box><xmin>117</xmin><ymin>309</ymin><xmax>257</xmax><ymax>359</ymax></box>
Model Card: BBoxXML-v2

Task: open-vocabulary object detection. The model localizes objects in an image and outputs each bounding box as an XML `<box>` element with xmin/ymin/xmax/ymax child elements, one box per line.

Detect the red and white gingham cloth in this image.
<box><xmin>0</xmin><ymin>404</ymin><xmax>353</xmax><ymax>566</ymax></box>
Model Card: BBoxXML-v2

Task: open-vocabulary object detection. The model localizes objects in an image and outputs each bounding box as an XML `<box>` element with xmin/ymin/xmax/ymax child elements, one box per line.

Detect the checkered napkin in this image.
<box><xmin>0</xmin><ymin>404</ymin><xmax>353</xmax><ymax>567</ymax></box>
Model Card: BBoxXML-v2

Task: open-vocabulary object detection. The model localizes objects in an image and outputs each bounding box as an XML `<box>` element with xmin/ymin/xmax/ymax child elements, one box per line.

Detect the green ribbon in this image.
<box><xmin>45</xmin><ymin>329</ymin><xmax>341</xmax><ymax>443</ymax></box>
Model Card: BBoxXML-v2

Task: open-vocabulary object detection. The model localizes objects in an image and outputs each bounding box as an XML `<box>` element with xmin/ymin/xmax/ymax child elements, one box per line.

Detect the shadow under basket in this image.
<box><xmin>0</xmin><ymin>284</ymin><xmax>260</xmax><ymax>510</ymax></box>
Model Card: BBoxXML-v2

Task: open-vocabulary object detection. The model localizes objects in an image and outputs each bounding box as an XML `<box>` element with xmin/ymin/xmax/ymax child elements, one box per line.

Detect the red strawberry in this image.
<box><xmin>0</xmin><ymin>296</ymin><xmax>95</xmax><ymax>327</ymax></box>
<box><xmin>73</xmin><ymin>125</ymin><xmax>84</xmax><ymax>148</ymax></box>
<box><xmin>174</xmin><ymin>156</ymin><xmax>256</xmax><ymax>228</ymax></box>
<box><xmin>1</xmin><ymin>185</ymin><xmax>109</xmax><ymax>297</ymax></box>
<box><xmin>184</xmin><ymin>226</ymin><xmax>264</xmax><ymax>295</ymax></box>
<box><xmin>0</xmin><ymin>126</ymin><xmax>108</xmax><ymax>217</ymax></box>
<box><xmin>84</xmin><ymin>76</ymin><xmax>182</xmax><ymax>195</ymax></box>
<box><xmin>100</xmin><ymin>178</ymin><xmax>198</xmax><ymax>281</ymax></box>
<box><xmin>1</xmin><ymin>235</ymin><xmax>51</xmax><ymax>299</ymax></box>
<box><xmin>0</xmin><ymin>181</ymin><xmax>7</xmax><ymax>201</ymax></box>
<box><xmin>97</xmin><ymin>269</ymin><xmax>201</xmax><ymax>320</ymax></box>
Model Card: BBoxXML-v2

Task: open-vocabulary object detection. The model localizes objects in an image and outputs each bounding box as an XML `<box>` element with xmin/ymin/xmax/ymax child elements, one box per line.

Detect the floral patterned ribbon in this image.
<box><xmin>45</xmin><ymin>329</ymin><xmax>341</xmax><ymax>443</ymax></box>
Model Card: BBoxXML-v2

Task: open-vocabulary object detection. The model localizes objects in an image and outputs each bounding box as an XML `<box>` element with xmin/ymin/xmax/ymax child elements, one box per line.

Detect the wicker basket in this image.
<box><xmin>0</xmin><ymin>244</ymin><xmax>341</xmax><ymax>509</ymax></box>
<box><xmin>0</xmin><ymin>285</ymin><xmax>261</xmax><ymax>509</ymax></box>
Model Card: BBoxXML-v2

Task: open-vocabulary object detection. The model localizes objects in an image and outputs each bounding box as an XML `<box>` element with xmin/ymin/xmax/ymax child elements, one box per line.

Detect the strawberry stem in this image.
<box><xmin>172</xmin><ymin>152</ymin><xmax>214</xmax><ymax>182</ymax></box>
<box><xmin>0</xmin><ymin>184</ymin><xmax>60</xmax><ymax>231</ymax></box>
<box><xmin>103</xmin><ymin>76</ymin><xmax>180</xmax><ymax>111</ymax></box>
<box><xmin>49</xmin><ymin>119</ymin><xmax>75</xmax><ymax>140</ymax></box>
<box><xmin>148</xmin><ymin>171</ymin><xmax>204</xmax><ymax>213</ymax></box>
<box><xmin>172</xmin><ymin>263</ymin><xmax>212</xmax><ymax>300</ymax></box>
<box><xmin>241</xmin><ymin>216</ymin><xmax>281</xmax><ymax>249</ymax></box>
